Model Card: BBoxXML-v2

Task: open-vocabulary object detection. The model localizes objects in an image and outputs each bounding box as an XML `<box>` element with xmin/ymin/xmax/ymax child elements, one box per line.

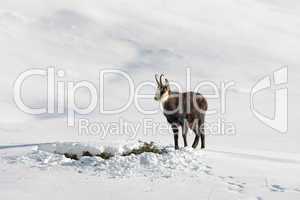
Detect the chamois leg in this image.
<box><xmin>196</xmin><ymin>122</ymin><xmax>205</xmax><ymax>148</ymax></box>
<box><xmin>171</xmin><ymin>124</ymin><xmax>179</xmax><ymax>150</ymax></box>
<box><xmin>191</xmin><ymin>119</ymin><xmax>200</xmax><ymax>148</ymax></box>
<box><xmin>192</xmin><ymin>116</ymin><xmax>205</xmax><ymax>149</ymax></box>
<box><xmin>200</xmin><ymin>130</ymin><xmax>205</xmax><ymax>149</ymax></box>
<box><xmin>182</xmin><ymin>132</ymin><xmax>188</xmax><ymax>147</ymax></box>
<box><xmin>199</xmin><ymin>114</ymin><xmax>205</xmax><ymax>149</ymax></box>
<box><xmin>182</xmin><ymin>122</ymin><xmax>188</xmax><ymax>147</ymax></box>
<box><xmin>192</xmin><ymin>134</ymin><xmax>199</xmax><ymax>149</ymax></box>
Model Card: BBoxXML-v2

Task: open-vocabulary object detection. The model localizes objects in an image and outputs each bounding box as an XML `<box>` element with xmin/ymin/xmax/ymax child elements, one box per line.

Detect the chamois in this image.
<box><xmin>154</xmin><ymin>74</ymin><xmax>207</xmax><ymax>150</ymax></box>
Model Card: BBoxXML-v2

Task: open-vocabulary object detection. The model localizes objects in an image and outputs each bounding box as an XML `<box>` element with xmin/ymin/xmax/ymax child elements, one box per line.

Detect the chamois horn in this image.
<box><xmin>159</xmin><ymin>74</ymin><xmax>164</xmax><ymax>85</ymax></box>
<box><xmin>155</xmin><ymin>74</ymin><xmax>160</xmax><ymax>86</ymax></box>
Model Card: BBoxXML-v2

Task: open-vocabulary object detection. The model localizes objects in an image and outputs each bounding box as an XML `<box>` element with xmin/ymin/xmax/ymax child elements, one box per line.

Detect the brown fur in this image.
<box><xmin>163</xmin><ymin>91</ymin><xmax>207</xmax><ymax>149</ymax></box>
<box><xmin>154</xmin><ymin>74</ymin><xmax>207</xmax><ymax>149</ymax></box>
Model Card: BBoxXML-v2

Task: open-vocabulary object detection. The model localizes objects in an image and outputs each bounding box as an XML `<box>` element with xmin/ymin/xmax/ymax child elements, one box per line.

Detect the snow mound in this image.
<box><xmin>11</xmin><ymin>142</ymin><xmax>211</xmax><ymax>178</ymax></box>
<box><xmin>38</xmin><ymin>141</ymin><xmax>162</xmax><ymax>158</ymax></box>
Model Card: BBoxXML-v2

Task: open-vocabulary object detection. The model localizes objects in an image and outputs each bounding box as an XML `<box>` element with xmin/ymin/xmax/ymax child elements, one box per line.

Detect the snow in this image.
<box><xmin>2</xmin><ymin>142</ymin><xmax>300</xmax><ymax>199</ymax></box>
<box><xmin>1</xmin><ymin>0</ymin><xmax>300</xmax><ymax>199</ymax></box>
<box><xmin>10</xmin><ymin>142</ymin><xmax>210</xmax><ymax>178</ymax></box>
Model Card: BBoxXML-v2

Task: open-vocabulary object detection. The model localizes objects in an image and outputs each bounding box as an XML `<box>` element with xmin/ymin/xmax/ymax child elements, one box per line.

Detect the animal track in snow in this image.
<box><xmin>218</xmin><ymin>175</ymin><xmax>246</xmax><ymax>193</ymax></box>
<box><xmin>269</xmin><ymin>184</ymin><xmax>286</xmax><ymax>192</ymax></box>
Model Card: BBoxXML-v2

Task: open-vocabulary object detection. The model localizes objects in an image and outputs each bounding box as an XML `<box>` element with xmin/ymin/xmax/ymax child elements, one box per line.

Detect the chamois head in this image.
<box><xmin>154</xmin><ymin>74</ymin><xmax>170</xmax><ymax>102</ymax></box>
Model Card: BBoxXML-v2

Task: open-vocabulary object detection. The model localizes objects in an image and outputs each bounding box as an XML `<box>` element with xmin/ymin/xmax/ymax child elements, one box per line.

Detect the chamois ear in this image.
<box><xmin>165</xmin><ymin>78</ymin><xmax>170</xmax><ymax>89</ymax></box>
<box><xmin>164</xmin><ymin>78</ymin><xmax>169</xmax><ymax>85</ymax></box>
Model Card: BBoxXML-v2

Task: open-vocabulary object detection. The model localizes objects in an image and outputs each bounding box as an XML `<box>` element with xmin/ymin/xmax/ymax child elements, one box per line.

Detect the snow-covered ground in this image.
<box><xmin>1</xmin><ymin>142</ymin><xmax>300</xmax><ymax>199</ymax></box>
<box><xmin>1</xmin><ymin>0</ymin><xmax>300</xmax><ymax>199</ymax></box>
